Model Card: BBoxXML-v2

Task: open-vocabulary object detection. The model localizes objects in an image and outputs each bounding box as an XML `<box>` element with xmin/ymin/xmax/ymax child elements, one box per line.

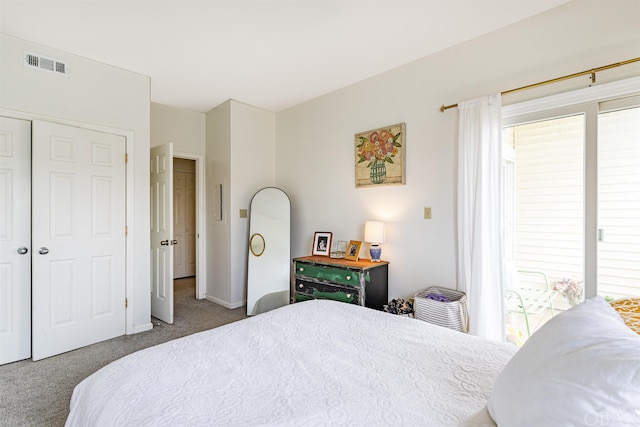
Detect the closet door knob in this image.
<box><xmin>38</xmin><ymin>247</ymin><xmax>49</xmax><ymax>255</ymax></box>
<box><xmin>17</xmin><ymin>247</ymin><xmax>29</xmax><ymax>255</ymax></box>
<box><xmin>160</xmin><ymin>240</ymin><xmax>169</xmax><ymax>246</ymax></box>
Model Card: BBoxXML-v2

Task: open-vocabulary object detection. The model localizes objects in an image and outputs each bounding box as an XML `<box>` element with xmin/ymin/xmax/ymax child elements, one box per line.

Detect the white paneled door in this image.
<box><xmin>173</xmin><ymin>170</ymin><xmax>196</xmax><ymax>279</ymax></box>
<box><xmin>32</xmin><ymin>121</ymin><xmax>126</xmax><ymax>361</ymax></box>
<box><xmin>150</xmin><ymin>143</ymin><xmax>174</xmax><ymax>324</ymax></box>
<box><xmin>185</xmin><ymin>172</ymin><xmax>196</xmax><ymax>277</ymax></box>
<box><xmin>0</xmin><ymin>117</ymin><xmax>32</xmax><ymax>365</ymax></box>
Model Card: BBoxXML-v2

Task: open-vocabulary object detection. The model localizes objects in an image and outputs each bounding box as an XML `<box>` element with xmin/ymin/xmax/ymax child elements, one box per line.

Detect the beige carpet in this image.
<box><xmin>0</xmin><ymin>278</ymin><xmax>247</xmax><ymax>426</ymax></box>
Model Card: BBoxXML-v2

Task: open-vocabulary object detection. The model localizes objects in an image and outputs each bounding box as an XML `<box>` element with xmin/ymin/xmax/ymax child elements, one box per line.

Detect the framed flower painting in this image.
<box><xmin>355</xmin><ymin>122</ymin><xmax>405</xmax><ymax>188</ymax></box>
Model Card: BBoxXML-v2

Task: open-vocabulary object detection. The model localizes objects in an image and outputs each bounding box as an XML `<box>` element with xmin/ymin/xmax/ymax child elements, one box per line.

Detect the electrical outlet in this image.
<box><xmin>424</xmin><ymin>207</ymin><xmax>432</xmax><ymax>219</ymax></box>
<box><xmin>239</xmin><ymin>209</ymin><xmax>248</xmax><ymax>218</ymax></box>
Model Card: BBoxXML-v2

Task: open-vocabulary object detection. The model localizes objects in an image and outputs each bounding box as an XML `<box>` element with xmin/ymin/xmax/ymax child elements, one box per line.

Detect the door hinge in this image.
<box><xmin>125</xmin><ymin>153</ymin><xmax>128</xmax><ymax>163</ymax></box>
<box><xmin>125</xmin><ymin>226</ymin><xmax>128</xmax><ymax>236</ymax></box>
<box><xmin>125</xmin><ymin>298</ymin><xmax>128</xmax><ymax>308</ymax></box>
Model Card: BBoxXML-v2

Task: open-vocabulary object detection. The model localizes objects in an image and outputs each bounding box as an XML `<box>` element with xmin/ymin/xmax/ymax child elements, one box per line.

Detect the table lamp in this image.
<box><xmin>364</xmin><ymin>221</ymin><xmax>385</xmax><ymax>262</ymax></box>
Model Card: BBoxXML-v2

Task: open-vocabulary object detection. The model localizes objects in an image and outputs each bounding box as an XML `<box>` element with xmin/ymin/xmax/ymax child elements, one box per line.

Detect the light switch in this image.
<box><xmin>240</xmin><ymin>209</ymin><xmax>248</xmax><ymax>218</ymax></box>
<box><xmin>424</xmin><ymin>207</ymin><xmax>432</xmax><ymax>219</ymax></box>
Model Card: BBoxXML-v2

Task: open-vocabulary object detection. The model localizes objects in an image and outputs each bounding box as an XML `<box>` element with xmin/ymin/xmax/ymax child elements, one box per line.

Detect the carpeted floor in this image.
<box><xmin>0</xmin><ymin>278</ymin><xmax>247</xmax><ymax>427</ymax></box>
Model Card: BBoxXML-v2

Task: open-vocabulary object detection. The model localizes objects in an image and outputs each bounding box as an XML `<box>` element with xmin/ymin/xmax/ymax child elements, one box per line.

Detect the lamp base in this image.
<box><xmin>369</xmin><ymin>244</ymin><xmax>382</xmax><ymax>262</ymax></box>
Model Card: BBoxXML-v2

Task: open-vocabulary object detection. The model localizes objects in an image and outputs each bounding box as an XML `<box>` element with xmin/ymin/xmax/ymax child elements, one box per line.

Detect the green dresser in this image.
<box><xmin>293</xmin><ymin>256</ymin><xmax>389</xmax><ymax>310</ymax></box>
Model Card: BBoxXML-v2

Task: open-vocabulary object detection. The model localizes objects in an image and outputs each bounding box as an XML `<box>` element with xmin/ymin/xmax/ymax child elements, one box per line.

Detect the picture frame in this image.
<box><xmin>355</xmin><ymin>122</ymin><xmax>406</xmax><ymax>188</ymax></box>
<box><xmin>345</xmin><ymin>240</ymin><xmax>362</xmax><ymax>261</ymax></box>
<box><xmin>312</xmin><ymin>232</ymin><xmax>332</xmax><ymax>256</ymax></box>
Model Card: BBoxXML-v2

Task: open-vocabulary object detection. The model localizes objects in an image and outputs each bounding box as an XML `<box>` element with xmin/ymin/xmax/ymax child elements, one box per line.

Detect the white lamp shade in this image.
<box><xmin>364</xmin><ymin>221</ymin><xmax>385</xmax><ymax>244</ymax></box>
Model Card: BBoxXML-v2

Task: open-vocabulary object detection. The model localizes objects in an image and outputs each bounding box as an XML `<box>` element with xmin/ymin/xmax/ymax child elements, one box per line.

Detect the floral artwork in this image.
<box><xmin>355</xmin><ymin>123</ymin><xmax>405</xmax><ymax>187</ymax></box>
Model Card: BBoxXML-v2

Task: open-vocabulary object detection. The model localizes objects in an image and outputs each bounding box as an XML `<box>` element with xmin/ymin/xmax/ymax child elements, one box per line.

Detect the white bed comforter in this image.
<box><xmin>66</xmin><ymin>299</ymin><xmax>517</xmax><ymax>426</ymax></box>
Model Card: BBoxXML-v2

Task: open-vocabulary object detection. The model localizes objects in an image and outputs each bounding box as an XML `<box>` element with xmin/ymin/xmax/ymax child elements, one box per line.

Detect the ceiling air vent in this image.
<box><xmin>24</xmin><ymin>52</ymin><xmax>69</xmax><ymax>77</ymax></box>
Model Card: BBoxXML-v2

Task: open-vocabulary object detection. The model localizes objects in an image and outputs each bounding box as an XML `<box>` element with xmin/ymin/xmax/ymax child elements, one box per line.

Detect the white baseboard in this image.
<box><xmin>131</xmin><ymin>322</ymin><xmax>153</xmax><ymax>334</ymax></box>
<box><xmin>205</xmin><ymin>295</ymin><xmax>246</xmax><ymax>310</ymax></box>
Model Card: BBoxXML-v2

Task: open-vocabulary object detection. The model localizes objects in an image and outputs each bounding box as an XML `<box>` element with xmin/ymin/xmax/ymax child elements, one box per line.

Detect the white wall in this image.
<box><xmin>0</xmin><ymin>33</ymin><xmax>152</xmax><ymax>333</ymax></box>
<box><xmin>150</xmin><ymin>102</ymin><xmax>205</xmax><ymax>153</ymax></box>
<box><xmin>204</xmin><ymin>100</ymin><xmax>275</xmax><ymax>307</ymax></box>
<box><xmin>229</xmin><ymin>101</ymin><xmax>276</xmax><ymax>305</ymax></box>
<box><xmin>206</xmin><ymin>101</ymin><xmax>232</xmax><ymax>304</ymax></box>
<box><xmin>275</xmin><ymin>0</ymin><xmax>640</xmax><ymax>300</ymax></box>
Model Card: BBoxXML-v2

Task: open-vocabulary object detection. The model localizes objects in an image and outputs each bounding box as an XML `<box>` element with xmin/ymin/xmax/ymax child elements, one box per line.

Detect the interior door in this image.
<box><xmin>185</xmin><ymin>171</ymin><xmax>196</xmax><ymax>277</ymax></box>
<box><xmin>150</xmin><ymin>143</ymin><xmax>174</xmax><ymax>323</ymax></box>
<box><xmin>173</xmin><ymin>169</ymin><xmax>196</xmax><ymax>279</ymax></box>
<box><xmin>0</xmin><ymin>117</ymin><xmax>32</xmax><ymax>365</ymax></box>
<box><xmin>32</xmin><ymin>120</ymin><xmax>126</xmax><ymax>361</ymax></box>
<box><xmin>173</xmin><ymin>170</ymin><xmax>189</xmax><ymax>278</ymax></box>
<box><xmin>173</xmin><ymin>171</ymin><xmax>186</xmax><ymax>278</ymax></box>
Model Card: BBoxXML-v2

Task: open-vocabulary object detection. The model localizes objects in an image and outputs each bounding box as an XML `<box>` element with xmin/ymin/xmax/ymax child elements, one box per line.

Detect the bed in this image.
<box><xmin>66</xmin><ymin>299</ymin><xmax>516</xmax><ymax>426</ymax></box>
<box><xmin>66</xmin><ymin>297</ymin><xmax>640</xmax><ymax>426</ymax></box>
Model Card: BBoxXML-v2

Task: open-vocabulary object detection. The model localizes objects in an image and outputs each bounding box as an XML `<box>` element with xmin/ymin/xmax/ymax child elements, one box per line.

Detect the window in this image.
<box><xmin>597</xmin><ymin>101</ymin><xmax>640</xmax><ymax>299</ymax></box>
<box><xmin>501</xmin><ymin>77</ymin><xmax>640</xmax><ymax>341</ymax></box>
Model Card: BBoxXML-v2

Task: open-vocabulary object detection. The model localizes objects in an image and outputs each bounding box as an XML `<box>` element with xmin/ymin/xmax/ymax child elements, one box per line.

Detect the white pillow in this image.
<box><xmin>488</xmin><ymin>296</ymin><xmax>640</xmax><ymax>426</ymax></box>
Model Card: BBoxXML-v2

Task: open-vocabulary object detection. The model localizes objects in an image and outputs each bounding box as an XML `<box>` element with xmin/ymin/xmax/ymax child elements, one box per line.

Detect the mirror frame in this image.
<box><xmin>249</xmin><ymin>233</ymin><xmax>266</xmax><ymax>257</ymax></box>
<box><xmin>246</xmin><ymin>187</ymin><xmax>291</xmax><ymax>316</ymax></box>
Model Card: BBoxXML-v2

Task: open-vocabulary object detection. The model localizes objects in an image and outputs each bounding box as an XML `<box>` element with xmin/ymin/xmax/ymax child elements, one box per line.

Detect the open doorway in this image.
<box><xmin>151</xmin><ymin>146</ymin><xmax>206</xmax><ymax>324</ymax></box>
<box><xmin>173</xmin><ymin>152</ymin><xmax>207</xmax><ymax>301</ymax></box>
<box><xmin>173</xmin><ymin>157</ymin><xmax>197</xmax><ymax>313</ymax></box>
<box><xmin>173</xmin><ymin>158</ymin><xmax>196</xmax><ymax>281</ymax></box>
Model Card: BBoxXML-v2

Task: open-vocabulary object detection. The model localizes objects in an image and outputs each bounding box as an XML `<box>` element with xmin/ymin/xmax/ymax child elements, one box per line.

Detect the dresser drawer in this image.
<box><xmin>294</xmin><ymin>293</ymin><xmax>315</xmax><ymax>303</ymax></box>
<box><xmin>294</xmin><ymin>262</ymin><xmax>361</xmax><ymax>287</ymax></box>
<box><xmin>295</xmin><ymin>279</ymin><xmax>360</xmax><ymax>304</ymax></box>
<box><xmin>293</xmin><ymin>256</ymin><xmax>388</xmax><ymax>310</ymax></box>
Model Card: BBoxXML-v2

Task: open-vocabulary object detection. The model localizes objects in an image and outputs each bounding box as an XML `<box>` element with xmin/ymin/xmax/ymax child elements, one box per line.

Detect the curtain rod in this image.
<box><xmin>440</xmin><ymin>57</ymin><xmax>640</xmax><ymax>112</ymax></box>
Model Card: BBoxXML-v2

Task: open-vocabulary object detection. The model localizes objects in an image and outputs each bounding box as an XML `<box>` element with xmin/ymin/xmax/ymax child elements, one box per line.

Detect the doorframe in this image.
<box><xmin>174</xmin><ymin>151</ymin><xmax>206</xmax><ymax>299</ymax></box>
<box><xmin>0</xmin><ymin>108</ymin><xmax>141</xmax><ymax>335</ymax></box>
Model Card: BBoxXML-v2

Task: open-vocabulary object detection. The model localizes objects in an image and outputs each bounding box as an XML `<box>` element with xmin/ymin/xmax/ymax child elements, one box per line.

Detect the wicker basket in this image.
<box><xmin>414</xmin><ymin>287</ymin><xmax>469</xmax><ymax>333</ymax></box>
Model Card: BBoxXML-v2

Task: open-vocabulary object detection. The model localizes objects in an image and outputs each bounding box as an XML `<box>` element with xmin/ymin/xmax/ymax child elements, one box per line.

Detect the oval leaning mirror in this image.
<box><xmin>246</xmin><ymin>187</ymin><xmax>291</xmax><ymax>316</ymax></box>
<box><xmin>249</xmin><ymin>233</ymin><xmax>266</xmax><ymax>257</ymax></box>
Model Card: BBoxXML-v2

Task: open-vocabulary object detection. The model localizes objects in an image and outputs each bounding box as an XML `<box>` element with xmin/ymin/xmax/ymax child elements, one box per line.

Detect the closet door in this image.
<box><xmin>31</xmin><ymin>121</ymin><xmax>126</xmax><ymax>361</ymax></box>
<box><xmin>0</xmin><ymin>117</ymin><xmax>31</xmax><ymax>365</ymax></box>
<box><xmin>173</xmin><ymin>170</ymin><xmax>196</xmax><ymax>279</ymax></box>
<box><xmin>173</xmin><ymin>171</ymin><xmax>187</xmax><ymax>278</ymax></box>
<box><xmin>185</xmin><ymin>172</ymin><xmax>196</xmax><ymax>277</ymax></box>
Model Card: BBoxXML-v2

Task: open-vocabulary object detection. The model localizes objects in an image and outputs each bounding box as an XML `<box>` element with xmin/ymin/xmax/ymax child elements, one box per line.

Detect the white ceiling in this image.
<box><xmin>0</xmin><ymin>1</ymin><xmax>569</xmax><ymax>113</ymax></box>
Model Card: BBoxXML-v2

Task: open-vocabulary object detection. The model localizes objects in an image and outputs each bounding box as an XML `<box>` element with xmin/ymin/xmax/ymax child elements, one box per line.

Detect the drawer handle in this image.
<box><xmin>345</xmin><ymin>275</ymin><xmax>351</xmax><ymax>280</ymax></box>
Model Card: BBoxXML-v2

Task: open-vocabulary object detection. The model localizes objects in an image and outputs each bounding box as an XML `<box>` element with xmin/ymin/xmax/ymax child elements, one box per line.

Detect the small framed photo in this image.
<box><xmin>345</xmin><ymin>240</ymin><xmax>362</xmax><ymax>261</ymax></box>
<box><xmin>312</xmin><ymin>232</ymin><xmax>332</xmax><ymax>256</ymax></box>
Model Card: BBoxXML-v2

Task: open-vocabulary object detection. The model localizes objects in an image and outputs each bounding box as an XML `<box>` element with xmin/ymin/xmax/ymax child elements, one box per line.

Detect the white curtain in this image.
<box><xmin>457</xmin><ymin>93</ymin><xmax>504</xmax><ymax>341</ymax></box>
